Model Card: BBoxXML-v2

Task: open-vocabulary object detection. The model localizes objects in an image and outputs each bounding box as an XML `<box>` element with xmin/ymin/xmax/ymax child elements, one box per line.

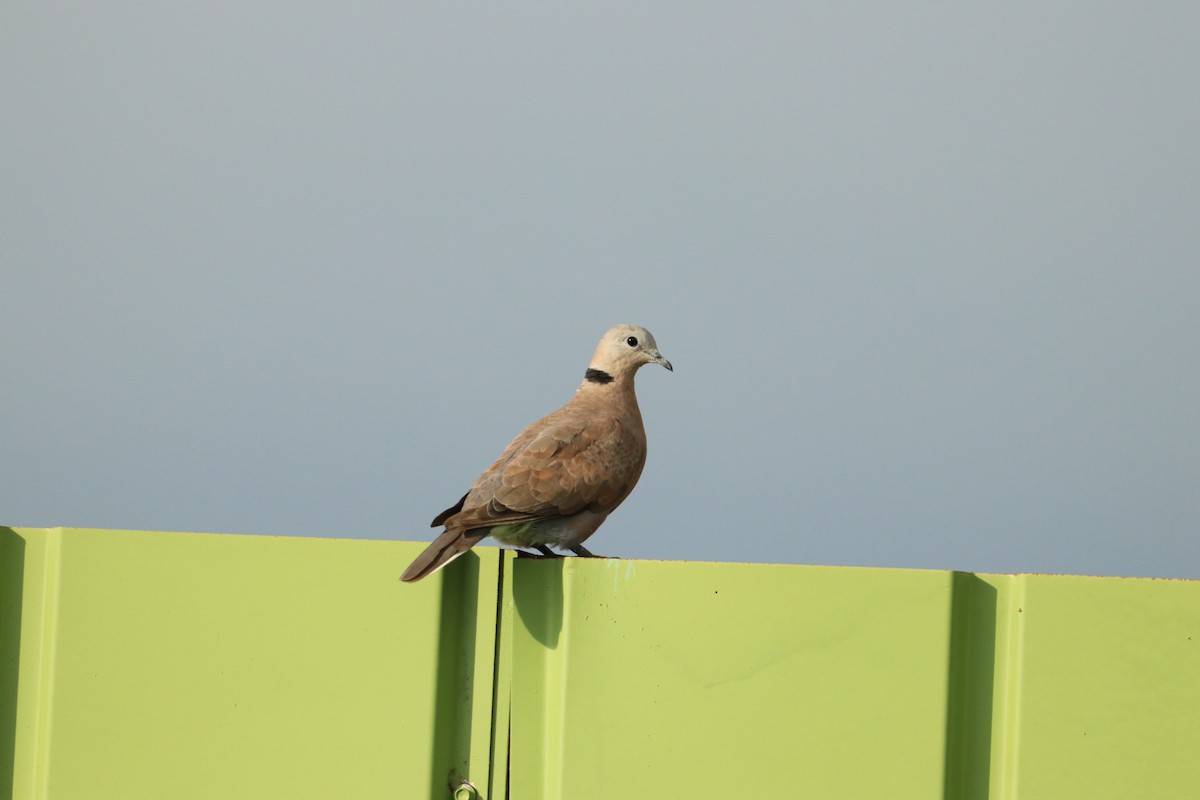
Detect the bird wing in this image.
<box><xmin>444</xmin><ymin>404</ymin><xmax>647</xmax><ymax>531</ymax></box>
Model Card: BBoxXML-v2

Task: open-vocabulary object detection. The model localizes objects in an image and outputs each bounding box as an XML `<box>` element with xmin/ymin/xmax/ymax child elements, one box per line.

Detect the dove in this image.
<box><xmin>401</xmin><ymin>324</ymin><xmax>672</xmax><ymax>583</ymax></box>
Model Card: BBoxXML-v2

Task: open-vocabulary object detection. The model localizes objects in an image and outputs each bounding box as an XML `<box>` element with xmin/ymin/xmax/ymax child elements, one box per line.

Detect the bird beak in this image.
<box><xmin>651</xmin><ymin>350</ymin><xmax>673</xmax><ymax>371</ymax></box>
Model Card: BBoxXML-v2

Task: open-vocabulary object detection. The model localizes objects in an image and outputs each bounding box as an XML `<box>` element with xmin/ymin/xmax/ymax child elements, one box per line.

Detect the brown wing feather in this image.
<box><xmin>444</xmin><ymin>404</ymin><xmax>646</xmax><ymax>532</ymax></box>
<box><xmin>431</xmin><ymin>492</ymin><xmax>468</xmax><ymax>527</ymax></box>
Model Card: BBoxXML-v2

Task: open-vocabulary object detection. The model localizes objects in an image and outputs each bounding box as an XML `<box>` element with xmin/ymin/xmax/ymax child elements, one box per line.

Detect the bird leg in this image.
<box><xmin>514</xmin><ymin>545</ymin><xmax>562</xmax><ymax>559</ymax></box>
<box><xmin>569</xmin><ymin>544</ymin><xmax>611</xmax><ymax>558</ymax></box>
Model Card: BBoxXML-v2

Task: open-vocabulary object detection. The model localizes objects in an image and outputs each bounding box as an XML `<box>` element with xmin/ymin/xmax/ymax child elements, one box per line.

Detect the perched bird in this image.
<box><xmin>401</xmin><ymin>324</ymin><xmax>672</xmax><ymax>582</ymax></box>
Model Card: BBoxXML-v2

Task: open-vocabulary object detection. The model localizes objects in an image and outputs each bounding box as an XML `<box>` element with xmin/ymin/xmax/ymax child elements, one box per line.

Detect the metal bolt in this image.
<box><xmin>452</xmin><ymin>779</ymin><xmax>480</xmax><ymax>800</ymax></box>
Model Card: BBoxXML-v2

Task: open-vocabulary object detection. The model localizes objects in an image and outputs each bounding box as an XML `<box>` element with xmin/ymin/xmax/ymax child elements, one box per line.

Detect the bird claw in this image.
<box><xmin>514</xmin><ymin>546</ymin><xmax>563</xmax><ymax>559</ymax></box>
<box><xmin>511</xmin><ymin>545</ymin><xmax>615</xmax><ymax>559</ymax></box>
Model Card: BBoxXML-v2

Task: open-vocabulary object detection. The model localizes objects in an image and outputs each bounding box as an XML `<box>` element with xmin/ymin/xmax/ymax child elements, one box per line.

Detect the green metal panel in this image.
<box><xmin>507</xmin><ymin>558</ymin><xmax>960</xmax><ymax>798</ymax></box>
<box><xmin>1004</xmin><ymin>575</ymin><xmax>1200</xmax><ymax>799</ymax></box>
<box><xmin>4</xmin><ymin>527</ymin><xmax>1200</xmax><ymax>799</ymax></box>
<box><xmin>505</xmin><ymin>560</ymin><xmax>1200</xmax><ymax>800</ymax></box>
<box><xmin>941</xmin><ymin>572</ymin><xmax>1200</xmax><ymax>799</ymax></box>
<box><xmin>1</xmin><ymin>527</ymin><xmax>501</xmax><ymax>800</ymax></box>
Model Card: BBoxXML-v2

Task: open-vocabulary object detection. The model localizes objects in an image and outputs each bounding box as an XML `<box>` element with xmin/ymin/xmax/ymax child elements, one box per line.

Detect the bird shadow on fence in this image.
<box><xmin>511</xmin><ymin>557</ymin><xmax>564</xmax><ymax>650</ymax></box>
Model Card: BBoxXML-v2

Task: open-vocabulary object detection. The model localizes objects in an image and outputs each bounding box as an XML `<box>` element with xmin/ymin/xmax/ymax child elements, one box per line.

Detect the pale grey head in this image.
<box><xmin>587</xmin><ymin>324</ymin><xmax>673</xmax><ymax>378</ymax></box>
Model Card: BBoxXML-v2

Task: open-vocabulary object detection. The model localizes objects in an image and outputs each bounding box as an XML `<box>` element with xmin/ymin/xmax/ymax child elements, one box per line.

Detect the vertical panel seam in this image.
<box><xmin>31</xmin><ymin>527</ymin><xmax>64</xmax><ymax>800</ymax></box>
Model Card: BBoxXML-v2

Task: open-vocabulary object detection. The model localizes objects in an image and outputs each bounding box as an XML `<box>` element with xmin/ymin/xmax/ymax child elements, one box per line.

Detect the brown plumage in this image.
<box><xmin>401</xmin><ymin>324</ymin><xmax>672</xmax><ymax>582</ymax></box>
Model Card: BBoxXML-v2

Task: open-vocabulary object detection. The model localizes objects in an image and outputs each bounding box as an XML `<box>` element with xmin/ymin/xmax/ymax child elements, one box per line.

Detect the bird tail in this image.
<box><xmin>400</xmin><ymin>527</ymin><xmax>488</xmax><ymax>583</ymax></box>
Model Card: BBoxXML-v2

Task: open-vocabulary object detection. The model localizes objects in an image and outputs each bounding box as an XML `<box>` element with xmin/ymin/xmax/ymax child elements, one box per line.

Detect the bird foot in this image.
<box><xmin>513</xmin><ymin>545</ymin><xmax>615</xmax><ymax>559</ymax></box>
<box><xmin>515</xmin><ymin>546</ymin><xmax>563</xmax><ymax>559</ymax></box>
<box><xmin>569</xmin><ymin>545</ymin><xmax>613</xmax><ymax>558</ymax></box>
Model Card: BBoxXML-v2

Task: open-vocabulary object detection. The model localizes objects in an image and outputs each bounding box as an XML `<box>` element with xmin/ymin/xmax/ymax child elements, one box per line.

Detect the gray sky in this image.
<box><xmin>3</xmin><ymin>3</ymin><xmax>1198</xmax><ymax>579</ymax></box>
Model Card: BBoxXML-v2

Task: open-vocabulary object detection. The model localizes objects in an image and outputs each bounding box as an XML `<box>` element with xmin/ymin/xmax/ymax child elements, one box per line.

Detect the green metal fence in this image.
<box><xmin>2</xmin><ymin>527</ymin><xmax>1198</xmax><ymax>799</ymax></box>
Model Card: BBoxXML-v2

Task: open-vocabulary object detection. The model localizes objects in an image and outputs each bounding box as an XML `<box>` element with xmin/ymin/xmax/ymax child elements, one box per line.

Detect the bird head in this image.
<box><xmin>588</xmin><ymin>324</ymin><xmax>673</xmax><ymax>379</ymax></box>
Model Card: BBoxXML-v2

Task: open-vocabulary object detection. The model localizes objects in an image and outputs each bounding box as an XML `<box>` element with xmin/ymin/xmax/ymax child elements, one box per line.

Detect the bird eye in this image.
<box><xmin>625</xmin><ymin>336</ymin><xmax>639</xmax><ymax>347</ymax></box>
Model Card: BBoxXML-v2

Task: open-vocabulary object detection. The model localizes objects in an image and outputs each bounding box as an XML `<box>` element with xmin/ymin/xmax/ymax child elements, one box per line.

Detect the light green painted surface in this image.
<box><xmin>1</xmin><ymin>527</ymin><xmax>500</xmax><ymax>800</ymax></box>
<box><xmin>505</xmin><ymin>561</ymin><xmax>1200</xmax><ymax>800</ymax></box>
<box><xmin>4</xmin><ymin>527</ymin><xmax>1200</xmax><ymax>799</ymax></box>
<box><xmin>940</xmin><ymin>573</ymin><xmax>1200</xmax><ymax>800</ymax></box>
<box><xmin>507</xmin><ymin>558</ymin><xmax>960</xmax><ymax>798</ymax></box>
<box><xmin>1008</xmin><ymin>575</ymin><xmax>1200</xmax><ymax>799</ymax></box>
